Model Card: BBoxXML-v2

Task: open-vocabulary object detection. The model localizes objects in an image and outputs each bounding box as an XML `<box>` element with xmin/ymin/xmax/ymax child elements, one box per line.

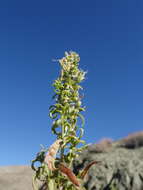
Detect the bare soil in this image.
<box><xmin>0</xmin><ymin>165</ymin><xmax>33</xmax><ymax>190</ymax></box>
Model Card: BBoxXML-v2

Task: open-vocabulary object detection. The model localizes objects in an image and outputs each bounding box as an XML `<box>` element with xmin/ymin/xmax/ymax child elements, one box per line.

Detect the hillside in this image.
<box><xmin>0</xmin><ymin>165</ymin><xmax>33</xmax><ymax>190</ymax></box>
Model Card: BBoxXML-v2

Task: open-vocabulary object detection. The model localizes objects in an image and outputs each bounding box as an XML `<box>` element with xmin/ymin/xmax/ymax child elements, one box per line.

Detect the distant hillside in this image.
<box><xmin>0</xmin><ymin>165</ymin><xmax>33</xmax><ymax>190</ymax></box>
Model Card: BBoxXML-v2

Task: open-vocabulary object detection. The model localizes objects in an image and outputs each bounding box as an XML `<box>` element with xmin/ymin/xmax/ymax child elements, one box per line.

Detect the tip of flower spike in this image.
<box><xmin>64</xmin><ymin>51</ymin><xmax>80</xmax><ymax>63</ymax></box>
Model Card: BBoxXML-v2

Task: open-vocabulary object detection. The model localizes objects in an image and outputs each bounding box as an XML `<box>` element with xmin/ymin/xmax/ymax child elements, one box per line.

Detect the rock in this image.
<box><xmin>73</xmin><ymin>134</ymin><xmax>143</xmax><ymax>190</ymax></box>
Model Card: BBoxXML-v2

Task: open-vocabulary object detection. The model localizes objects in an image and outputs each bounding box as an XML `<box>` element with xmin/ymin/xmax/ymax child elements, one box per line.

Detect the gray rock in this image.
<box><xmin>73</xmin><ymin>143</ymin><xmax>143</xmax><ymax>190</ymax></box>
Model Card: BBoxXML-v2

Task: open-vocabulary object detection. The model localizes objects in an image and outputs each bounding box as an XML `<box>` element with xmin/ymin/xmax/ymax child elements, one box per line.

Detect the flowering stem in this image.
<box><xmin>31</xmin><ymin>51</ymin><xmax>86</xmax><ymax>190</ymax></box>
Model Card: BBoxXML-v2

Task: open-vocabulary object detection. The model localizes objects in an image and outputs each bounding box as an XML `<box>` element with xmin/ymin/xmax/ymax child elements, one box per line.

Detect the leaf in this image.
<box><xmin>77</xmin><ymin>113</ymin><xmax>85</xmax><ymax>127</ymax></box>
<box><xmin>48</xmin><ymin>179</ymin><xmax>55</xmax><ymax>190</ymax></box>
<box><xmin>52</xmin><ymin>119</ymin><xmax>62</xmax><ymax>135</ymax></box>
<box><xmin>59</xmin><ymin>163</ymin><xmax>80</xmax><ymax>187</ymax></box>
<box><xmin>80</xmin><ymin>161</ymin><xmax>102</xmax><ymax>179</ymax></box>
<box><xmin>78</xmin><ymin>128</ymin><xmax>84</xmax><ymax>139</ymax></box>
<box><xmin>49</xmin><ymin>105</ymin><xmax>56</xmax><ymax>110</ymax></box>
<box><xmin>32</xmin><ymin>174</ymin><xmax>39</xmax><ymax>190</ymax></box>
<box><xmin>49</xmin><ymin>109</ymin><xmax>58</xmax><ymax>119</ymax></box>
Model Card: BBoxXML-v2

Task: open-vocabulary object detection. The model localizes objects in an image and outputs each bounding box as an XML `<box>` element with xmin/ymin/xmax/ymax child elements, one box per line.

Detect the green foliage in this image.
<box><xmin>31</xmin><ymin>52</ymin><xmax>87</xmax><ymax>190</ymax></box>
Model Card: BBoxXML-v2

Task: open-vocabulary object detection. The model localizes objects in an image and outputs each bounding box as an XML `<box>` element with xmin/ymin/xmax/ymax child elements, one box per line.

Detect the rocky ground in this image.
<box><xmin>73</xmin><ymin>132</ymin><xmax>143</xmax><ymax>190</ymax></box>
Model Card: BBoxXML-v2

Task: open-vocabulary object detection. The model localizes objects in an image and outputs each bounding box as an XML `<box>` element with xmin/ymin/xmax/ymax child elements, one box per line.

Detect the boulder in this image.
<box><xmin>73</xmin><ymin>133</ymin><xmax>143</xmax><ymax>190</ymax></box>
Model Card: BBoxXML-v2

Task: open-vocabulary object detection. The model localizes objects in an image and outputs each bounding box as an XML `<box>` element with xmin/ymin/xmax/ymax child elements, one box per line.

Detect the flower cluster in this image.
<box><xmin>50</xmin><ymin>52</ymin><xmax>86</xmax><ymax>162</ymax></box>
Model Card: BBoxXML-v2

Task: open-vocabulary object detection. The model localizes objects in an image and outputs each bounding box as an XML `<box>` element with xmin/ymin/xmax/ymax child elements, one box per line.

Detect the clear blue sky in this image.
<box><xmin>0</xmin><ymin>0</ymin><xmax>143</xmax><ymax>166</ymax></box>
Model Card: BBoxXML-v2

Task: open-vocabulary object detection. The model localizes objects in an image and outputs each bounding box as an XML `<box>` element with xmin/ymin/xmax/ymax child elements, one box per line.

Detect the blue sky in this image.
<box><xmin>0</xmin><ymin>0</ymin><xmax>143</xmax><ymax>165</ymax></box>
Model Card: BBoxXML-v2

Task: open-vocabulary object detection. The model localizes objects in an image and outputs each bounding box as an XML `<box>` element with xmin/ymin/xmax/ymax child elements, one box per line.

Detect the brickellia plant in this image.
<box><xmin>31</xmin><ymin>52</ymin><xmax>100</xmax><ymax>190</ymax></box>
